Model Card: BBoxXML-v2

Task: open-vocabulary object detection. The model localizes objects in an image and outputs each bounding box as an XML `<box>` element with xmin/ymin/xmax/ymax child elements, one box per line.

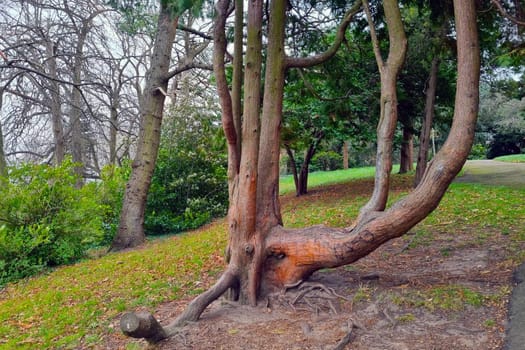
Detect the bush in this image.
<box><xmin>311</xmin><ymin>150</ymin><xmax>343</xmax><ymax>171</ymax></box>
<box><xmin>468</xmin><ymin>143</ymin><xmax>487</xmax><ymax>160</ymax></box>
<box><xmin>487</xmin><ymin>132</ymin><xmax>524</xmax><ymax>159</ymax></box>
<box><xmin>145</xmin><ymin>146</ymin><xmax>228</xmax><ymax>235</ymax></box>
<box><xmin>91</xmin><ymin>163</ymin><xmax>130</xmax><ymax>245</ymax></box>
<box><xmin>0</xmin><ymin>159</ymin><xmax>105</xmax><ymax>286</ymax></box>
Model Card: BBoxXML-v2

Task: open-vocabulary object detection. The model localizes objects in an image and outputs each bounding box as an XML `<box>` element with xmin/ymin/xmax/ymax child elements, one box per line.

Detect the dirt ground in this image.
<box><xmin>108</xmin><ymin>229</ymin><xmax>516</xmax><ymax>350</ymax></box>
<box><xmin>104</xmin><ymin>161</ymin><xmax>524</xmax><ymax>350</ymax></box>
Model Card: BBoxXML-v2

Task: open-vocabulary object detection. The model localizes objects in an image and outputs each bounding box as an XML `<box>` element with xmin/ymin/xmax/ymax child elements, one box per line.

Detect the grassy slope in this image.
<box><xmin>494</xmin><ymin>154</ymin><xmax>525</xmax><ymax>163</ymax></box>
<box><xmin>0</xmin><ymin>168</ymin><xmax>524</xmax><ymax>349</ymax></box>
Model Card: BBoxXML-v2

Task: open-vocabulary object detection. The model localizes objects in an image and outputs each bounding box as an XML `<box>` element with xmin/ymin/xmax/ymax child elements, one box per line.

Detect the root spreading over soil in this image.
<box><xmin>107</xmin><ymin>227</ymin><xmax>516</xmax><ymax>350</ymax></box>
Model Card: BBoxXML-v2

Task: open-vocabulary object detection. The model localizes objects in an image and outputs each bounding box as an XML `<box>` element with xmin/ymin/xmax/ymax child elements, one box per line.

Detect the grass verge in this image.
<box><xmin>494</xmin><ymin>154</ymin><xmax>525</xmax><ymax>163</ymax></box>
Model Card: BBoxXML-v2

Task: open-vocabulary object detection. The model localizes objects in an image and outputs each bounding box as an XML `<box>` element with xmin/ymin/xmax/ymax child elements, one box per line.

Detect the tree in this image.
<box><xmin>110</xmin><ymin>1</ymin><xmax>212</xmax><ymax>251</ymax></box>
<box><xmin>0</xmin><ymin>0</ymin><xmax>138</xmax><ymax>172</ymax></box>
<box><xmin>120</xmin><ymin>0</ymin><xmax>480</xmax><ymax>344</ymax></box>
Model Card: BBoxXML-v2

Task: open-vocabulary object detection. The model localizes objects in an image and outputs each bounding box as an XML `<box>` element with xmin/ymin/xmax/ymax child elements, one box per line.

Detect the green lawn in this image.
<box><xmin>0</xmin><ymin>167</ymin><xmax>523</xmax><ymax>349</ymax></box>
<box><xmin>494</xmin><ymin>154</ymin><xmax>525</xmax><ymax>163</ymax></box>
<box><xmin>279</xmin><ymin>164</ymin><xmax>401</xmax><ymax>194</ymax></box>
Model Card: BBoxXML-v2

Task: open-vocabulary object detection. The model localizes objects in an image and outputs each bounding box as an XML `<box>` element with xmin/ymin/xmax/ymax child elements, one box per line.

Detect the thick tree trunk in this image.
<box><xmin>226</xmin><ymin>0</ymin><xmax>264</xmax><ymax>305</ymax></box>
<box><xmin>120</xmin><ymin>0</ymin><xmax>479</xmax><ymax>344</ymax></box>
<box><xmin>414</xmin><ymin>57</ymin><xmax>439</xmax><ymax>186</ymax></box>
<box><xmin>399</xmin><ymin>126</ymin><xmax>413</xmax><ymax>173</ymax></box>
<box><xmin>110</xmin><ymin>7</ymin><xmax>178</xmax><ymax>251</ymax></box>
<box><xmin>360</xmin><ymin>0</ymin><xmax>407</xmax><ymax>218</ymax></box>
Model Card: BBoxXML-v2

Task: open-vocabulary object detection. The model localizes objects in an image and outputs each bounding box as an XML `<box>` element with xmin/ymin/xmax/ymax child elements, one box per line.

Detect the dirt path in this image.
<box><xmin>455</xmin><ymin>160</ymin><xmax>525</xmax><ymax>188</ymax></box>
<box><xmin>456</xmin><ymin>159</ymin><xmax>525</xmax><ymax>350</ymax></box>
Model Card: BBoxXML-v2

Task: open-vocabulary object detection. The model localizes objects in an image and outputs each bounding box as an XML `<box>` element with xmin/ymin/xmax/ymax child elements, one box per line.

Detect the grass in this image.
<box><xmin>390</xmin><ymin>284</ymin><xmax>509</xmax><ymax>312</ymax></box>
<box><xmin>279</xmin><ymin>164</ymin><xmax>401</xmax><ymax>195</ymax></box>
<box><xmin>0</xmin><ymin>166</ymin><xmax>524</xmax><ymax>348</ymax></box>
<box><xmin>494</xmin><ymin>154</ymin><xmax>525</xmax><ymax>163</ymax></box>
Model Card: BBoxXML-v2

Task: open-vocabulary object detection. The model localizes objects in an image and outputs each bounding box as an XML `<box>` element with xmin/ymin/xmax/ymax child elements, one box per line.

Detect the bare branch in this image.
<box><xmin>285</xmin><ymin>0</ymin><xmax>362</xmax><ymax>69</ymax></box>
<box><xmin>491</xmin><ymin>0</ymin><xmax>525</xmax><ymax>26</ymax></box>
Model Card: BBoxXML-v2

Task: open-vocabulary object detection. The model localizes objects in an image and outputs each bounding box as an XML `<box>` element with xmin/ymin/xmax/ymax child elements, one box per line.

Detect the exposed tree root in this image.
<box><xmin>120</xmin><ymin>269</ymin><xmax>237</xmax><ymax>344</ymax></box>
<box><xmin>332</xmin><ymin>319</ymin><xmax>357</xmax><ymax>350</ymax></box>
<box><xmin>269</xmin><ymin>280</ymin><xmax>351</xmax><ymax>315</ymax></box>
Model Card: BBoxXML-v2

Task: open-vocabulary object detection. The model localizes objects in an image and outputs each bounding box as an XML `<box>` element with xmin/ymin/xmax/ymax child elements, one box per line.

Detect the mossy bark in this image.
<box><xmin>110</xmin><ymin>6</ymin><xmax>178</xmax><ymax>251</ymax></box>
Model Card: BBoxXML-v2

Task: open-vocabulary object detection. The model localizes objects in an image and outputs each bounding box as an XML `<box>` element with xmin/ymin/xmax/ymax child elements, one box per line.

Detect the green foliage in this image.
<box><xmin>468</xmin><ymin>143</ymin><xmax>487</xmax><ymax>160</ymax></box>
<box><xmin>0</xmin><ymin>159</ymin><xmax>105</xmax><ymax>286</ymax></box>
<box><xmin>478</xmin><ymin>87</ymin><xmax>525</xmax><ymax>159</ymax></box>
<box><xmin>311</xmin><ymin>150</ymin><xmax>343</xmax><ymax>171</ymax></box>
<box><xmin>145</xmin><ymin>106</ymin><xmax>228</xmax><ymax>236</ymax></box>
<box><xmin>93</xmin><ymin>163</ymin><xmax>131</xmax><ymax>245</ymax></box>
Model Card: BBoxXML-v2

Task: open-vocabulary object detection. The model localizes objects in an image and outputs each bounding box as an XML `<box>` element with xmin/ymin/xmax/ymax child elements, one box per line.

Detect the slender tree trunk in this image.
<box><xmin>109</xmin><ymin>91</ymin><xmax>119</xmax><ymax>164</ymax></box>
<box><xmin>399</xmin><ymin>126</ymin><xmax>413</xmax><ymax>173</ymax></box>
<box><xmin>45</xmin><ymin>40</ymin><xmax>65</xmax><ymax>165</ymax></box>
<box><xmin>284</xmin><ymin>146</ymin><xmax>299</xmax><ymax>196</ymax></box>
<box><xmin>110</xmin><ymin>7</ymin><xmax>178</xmax><ymax>251</ymax></box>
<box><xmin>343</xmin><ymin>141</ymin><xmax>349</xmax><ymax>169</ymax></box>
<box><xmin>232</xmin><ymin>0</ymin><xmax>244</xmax><ymax>160</ymax></box>
<box><xmin>0</xmin><ymin>90</ymin><xmax>7</xmax><ymax>177</ymax></box>
<box><xmin>359</xmin><ymin>0</ymin><xmax>407</xmax><ymax>219</ymax></box>
<box><xmin>70</xmin><ymin>30</ymin><xmax>88</xmax><ymax>180</ymax></box>
<box><xmin>297</xmin><ymin>144</ymin><xmax>315</xmax><ymax>196</ymax></box>
<box><xmin>414</xmin><ymin>57</ymin><xmax>439</xmax><ymax>186</ymax></box>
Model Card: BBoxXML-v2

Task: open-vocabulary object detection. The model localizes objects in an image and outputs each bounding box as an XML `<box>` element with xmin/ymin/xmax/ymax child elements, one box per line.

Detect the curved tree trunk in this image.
<box><xmin>110</xmin><ymin>7</ymin><xmax>178</xmax><ymax>251</ymax></box>
<box><xmin>120</xmin><ymin>0</ymin><xmax>479</xmax><ymax>344</ymax></box>
<box><xmin>359</xmin><ymin>0</ymin><xmax>407</xmax><ymax>218</ymax></box>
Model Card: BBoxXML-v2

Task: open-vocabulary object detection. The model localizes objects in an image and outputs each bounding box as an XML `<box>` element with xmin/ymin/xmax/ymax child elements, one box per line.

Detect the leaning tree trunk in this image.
<box><xmin>110</xmin><ymin>7</ymin><xmax>178</xmax><ymax>251</ymax></box>
<box><xmin>414</xmin><ymin>57</ymin><xmax>440</xmax><ymax>186</ymax></box>
<box><xmin>359</xmin><ymin>0</ymin><xmax>407</xmax><ymax>219</ymax></box>
<box><xmin>120</xmin><ymin>0</ymin><xmax>479</xmax><ymax>344</ymax></box>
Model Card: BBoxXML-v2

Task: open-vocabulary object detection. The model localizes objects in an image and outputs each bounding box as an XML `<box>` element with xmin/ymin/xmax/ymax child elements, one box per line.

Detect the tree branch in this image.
<box><xmin>285</xmin><ymin>0</ymin><xmax>362</xmax><ymax>69</ymax></box>
<box><xmin>491</xmin><ymin>0</ymin><xmax>525</xmax><ymax>26</ymax></box>
<box><xmin>362</xmin><ymin>0</ymin><xmax>384</xmax><ymax>69</ymax></box>
<box><xmin>177</xmin><ymin>23</ymin><xmax>214</xmax><ymax>40</ymax></box>
<box><xmin>164</xmin><ymin>62</ymin><xmax>212</xmax><ymax>82</ymax></box>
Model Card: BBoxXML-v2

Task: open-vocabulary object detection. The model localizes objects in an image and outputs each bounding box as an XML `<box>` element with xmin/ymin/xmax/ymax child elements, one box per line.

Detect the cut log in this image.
<box><xmin>120</xmin><ymin>311</ymin><xmax>167</xmax><ymax>344</ymax></box>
